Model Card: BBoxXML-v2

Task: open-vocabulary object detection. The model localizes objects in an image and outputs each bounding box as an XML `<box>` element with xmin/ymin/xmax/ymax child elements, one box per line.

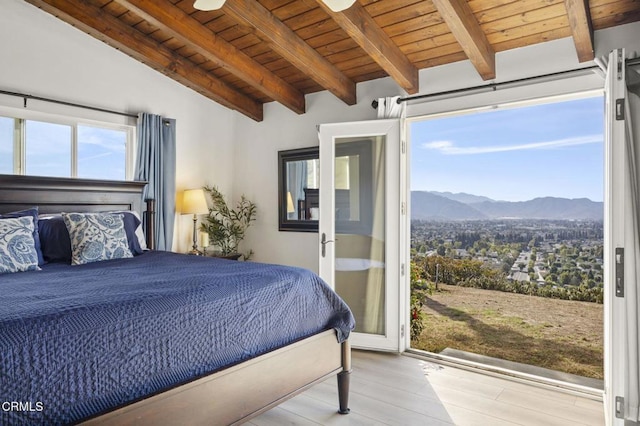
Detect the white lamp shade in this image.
<box><xmin>182</xmin><ymin>189</ymin><xmax>209</xmax><ymax>215</ymax></box>
<box><xmin>193</xmin><ymin>0</ymin><xmax>226</xmax><ymax>11</ymax></box>
<box><xmin>322</xmin><ymin>0</ymin><xmax>356</xmax><ymax>12</ymax></box>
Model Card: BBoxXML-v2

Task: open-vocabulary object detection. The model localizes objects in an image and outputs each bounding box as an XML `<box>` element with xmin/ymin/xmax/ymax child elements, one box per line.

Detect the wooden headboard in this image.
<box><xmin>0</xmin><ymin>174</ymin><xmax>155</xmax><ymax>249</ymax></box>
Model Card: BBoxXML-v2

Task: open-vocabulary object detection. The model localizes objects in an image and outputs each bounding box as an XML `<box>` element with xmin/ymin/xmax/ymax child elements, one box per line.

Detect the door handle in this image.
<box><xmin>321</xmin><ymin>233</ymin><xmax>334</xmax><ymax>258</ymax></box>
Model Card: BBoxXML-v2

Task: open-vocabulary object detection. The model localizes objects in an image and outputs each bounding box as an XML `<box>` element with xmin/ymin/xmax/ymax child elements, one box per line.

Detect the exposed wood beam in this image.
<box><xmin>25</xmin><ymin>0</ymin><xmax>263</xmax><ymax>121</ymax></box>
<box><xmin>431</xmin><ymin>0</ymin><xmax>496</xmax><ymax>80</ymax></box>
<box><xmin>114</xmin><ymin>0</ymin><xmax>306</xmax><ymax>115</ymax></box>
<box><xmin>564</xmin><ymin>0</ymin><xmax>594</xmax><ymax>62</ymax></box>
<box><xmin>315</xmin><ymin>0</ymin><xmax>419</xmax><ymax>94</ymax></box>
<box><xmin>222</xmin><ymin>0</ymin><xmax>356</xmax><ymax>105</ymax></box>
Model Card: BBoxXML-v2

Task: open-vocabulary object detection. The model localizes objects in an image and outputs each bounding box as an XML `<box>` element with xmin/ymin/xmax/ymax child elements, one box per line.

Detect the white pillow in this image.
<box><xmin>62</xmin><ymin>212</ymin><xmax>133</xmax><ymax>265</ymax></box>
<box><xmin>0</xmin><ymin>216</ymin><xmax>40</xmax><ymax>274</ymax></box>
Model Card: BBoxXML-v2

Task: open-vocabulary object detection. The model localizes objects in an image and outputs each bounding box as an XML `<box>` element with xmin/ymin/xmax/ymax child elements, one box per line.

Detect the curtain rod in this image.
<box><xmin>372</xmin><ymin>65</ymin><xmax>601</xmax><ymax>109</ymax></box>
<box><xmin>373</xmin><ymin>57</ymin><xmax>640</xmax><ymax>109</ymax></box>
<box><xmin>0</xmin><ymin>89</ymin><xmax>139</xmax><ymax>119</ymax></box>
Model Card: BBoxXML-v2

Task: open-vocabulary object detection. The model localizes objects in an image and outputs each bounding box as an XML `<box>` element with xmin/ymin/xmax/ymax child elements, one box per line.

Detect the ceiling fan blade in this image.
<box><xmin>193</xmin><ymin>0</ymin><xmax>226</xmax><ymax>11</ymax></box>
<box><xmin>321</xmin><ymin>0</ymin><xmax>357</xmax><ymax>12</ymax></box>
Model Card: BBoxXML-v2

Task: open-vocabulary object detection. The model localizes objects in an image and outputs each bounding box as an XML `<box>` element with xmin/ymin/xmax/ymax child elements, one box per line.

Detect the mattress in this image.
<box><xmin>0</xmin><ymin>251</ymin><xmax>354</xmax><ymax>425</ymax></box>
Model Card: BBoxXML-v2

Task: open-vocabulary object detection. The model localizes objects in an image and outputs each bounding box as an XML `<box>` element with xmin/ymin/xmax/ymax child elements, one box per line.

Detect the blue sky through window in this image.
<box><xmin>25</xmin><ymin>120</ymin><xmax>71</xmax><ymax>177</ymax></box>
<box><xmin>410</xmin><ymin>96</ymin><xmax>604</xmax><ymax>202</ymax></box>
<box><xmin>78</xmin><ymin>125</ymin><xmax>126</xmax><ymax>180</ymax></box>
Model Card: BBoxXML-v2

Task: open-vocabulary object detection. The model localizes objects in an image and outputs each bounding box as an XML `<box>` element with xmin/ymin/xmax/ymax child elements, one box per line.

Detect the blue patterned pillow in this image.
<box><xmin>0</xmin><ymin>216</ymin><xmax>40</xmax><ymax>274</ymax></box>
<box><xmin>0</xmin><ymin>207</ymin><xmax>44</xmax><ymax>265</ymax></box>
<box><xmin>62</xmin><ymin>212</ymin><xmax>133</xmax><ymax>265</ymax></box>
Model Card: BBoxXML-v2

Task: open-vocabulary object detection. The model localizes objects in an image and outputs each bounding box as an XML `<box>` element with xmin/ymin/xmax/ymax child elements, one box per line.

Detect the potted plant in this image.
<box><xmin>200</xmin><ymin>185</ymin><xmax>257</xmax><ymax>260</ymax></box>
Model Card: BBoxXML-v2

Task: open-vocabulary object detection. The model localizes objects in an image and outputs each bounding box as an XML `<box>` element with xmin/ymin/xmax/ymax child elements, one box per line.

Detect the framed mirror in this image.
<box><xmin>278</xmin><ymin>147</ymin><xmax>319</xmax><ymax>232</ymax></box>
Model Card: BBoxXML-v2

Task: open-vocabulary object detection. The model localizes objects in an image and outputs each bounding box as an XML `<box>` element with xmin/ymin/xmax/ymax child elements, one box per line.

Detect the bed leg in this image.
<box><xmin>337</xmin><ymin>339</ymin><xmax>351</xmax><ymax>414</ymax></box>
<box><xmin>337</xmin><ymin>370</ymin><xmax>351</xmax><ymax>414</ymax></box>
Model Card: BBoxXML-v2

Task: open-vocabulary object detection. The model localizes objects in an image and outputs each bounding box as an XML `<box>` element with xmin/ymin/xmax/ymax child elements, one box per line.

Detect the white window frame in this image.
<box><xmin>0</xmin><ymin>105</ymin><xmax>135</xmax><ymax>180</ymax></box>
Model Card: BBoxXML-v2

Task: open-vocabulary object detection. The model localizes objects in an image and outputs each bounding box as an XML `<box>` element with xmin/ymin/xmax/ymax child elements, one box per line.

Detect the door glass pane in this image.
<box><xmin>25</xmin><ymin>120</ymin><xmax>71</xmax><ymax>177</ymax></box>
<box><xmin>78</xmin><ymin>125</ymin><xmax>127</xmax><ymax>180</ymax></box>
<box><xmin>334</xmin><ymin>135</ymin><xmax>386</xmax><ymax>335</ymax></box>
<box><xmin>0</xmin><ymin>117</ymin><xmax>13</xmax><ymax>174</ymax></box>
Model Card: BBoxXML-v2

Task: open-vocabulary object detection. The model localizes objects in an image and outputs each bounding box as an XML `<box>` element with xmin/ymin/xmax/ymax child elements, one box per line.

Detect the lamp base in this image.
<box><xmin>188</xmin><ymin>214</ymin><xmax>203</xmax><ymax>256</ymax></box>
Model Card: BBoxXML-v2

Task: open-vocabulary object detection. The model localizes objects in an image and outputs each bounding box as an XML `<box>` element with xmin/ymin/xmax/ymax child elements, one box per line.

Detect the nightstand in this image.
<box><xmin>205</xmin><ymin>251</ymin><xmax>242</xmax><ymax>261</ymax></box>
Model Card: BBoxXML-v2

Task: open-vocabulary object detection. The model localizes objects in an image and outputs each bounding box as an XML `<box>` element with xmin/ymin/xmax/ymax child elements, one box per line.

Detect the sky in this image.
<box><xmin>410</xmin><ymin>95</ymin><xmax>605</xmax><ymax>202</ymax></box>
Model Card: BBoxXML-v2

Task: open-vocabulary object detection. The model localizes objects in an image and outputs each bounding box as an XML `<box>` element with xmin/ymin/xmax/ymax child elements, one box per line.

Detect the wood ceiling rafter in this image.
<box><xmin>221</xmin><ymin>0</ymin><xmax>357</xmax><ymax>105</ymax></box>
<box><xmin>23</xmin><ymin>0</ymin><xmax>640</xmax><ymax>121</ymax></box>
<box><xmin>25</xmin><ymin>0</ymin><xmax>264</xmax><ymax>121</ymax></box>
<box><xmin>430</xmin><ymin>0</ymin><xmax>496</xmax><ymax>80</ymax></box>
<box><xmin>112</xmin><ymin>0</ymin><xmax>306</xmax><ymax>115</ymax></box>
<box><xmin>564</xmin><ymin>0</ymin><xmax>595</xmax><ymax>61</ymax></box>
<box><xmin>314</xmin><ymin>0</ymin><xmax>420</xmax><ymax>94</ymax></box>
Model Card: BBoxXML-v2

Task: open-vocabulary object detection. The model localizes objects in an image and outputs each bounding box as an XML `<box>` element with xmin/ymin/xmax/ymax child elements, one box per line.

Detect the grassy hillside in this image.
<box><xmin>412</xmin><ymin>284</ymin><xmax>603</xmax><ymax>379</ymax></box>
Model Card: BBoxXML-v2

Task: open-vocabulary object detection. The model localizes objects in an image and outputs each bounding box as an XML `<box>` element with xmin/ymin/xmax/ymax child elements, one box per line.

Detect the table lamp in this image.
<box><xmin>182</xmin><ymin>188</ymin><xmax>209</xmax><ymax>255</ymax></box>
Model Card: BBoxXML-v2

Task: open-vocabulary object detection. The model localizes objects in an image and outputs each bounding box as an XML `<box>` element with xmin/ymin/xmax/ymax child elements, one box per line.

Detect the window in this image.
<box><xmin>0</xmin><ymin>114</ymin><xmax>132</xmax><ymax>180</ymax></box>
<box><xmin>25</xmin><ymin>120</ymin><xmax>72</xmax><ymax>177</ymax></box>
<box><xmin>78</xmin><ymin>125</ymin><xmax>127</xmax><ymax>180</ymax></box>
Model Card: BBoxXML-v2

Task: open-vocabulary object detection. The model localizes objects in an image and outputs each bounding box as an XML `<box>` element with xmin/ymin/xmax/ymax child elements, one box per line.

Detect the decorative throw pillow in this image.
<box><xmin>0</xmin><ymin>216</ymin><xmax>40</xmax><ymax>274</ymax></box>
<box><xmin>62</xmin><ymin>212</ymin><xmax>133</xmax><ymax>265</ymax></box>
<box><xmin>0</xmin><ymin>207</ymin><xmax>45</xmax><ymax>265</ymax></box>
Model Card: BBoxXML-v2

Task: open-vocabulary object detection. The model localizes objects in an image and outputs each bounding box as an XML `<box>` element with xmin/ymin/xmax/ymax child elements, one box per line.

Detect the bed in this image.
<box><xmin>0</xmin><ymin>174</ymin><xmax>354</xmax><ymax>425</ymax></box>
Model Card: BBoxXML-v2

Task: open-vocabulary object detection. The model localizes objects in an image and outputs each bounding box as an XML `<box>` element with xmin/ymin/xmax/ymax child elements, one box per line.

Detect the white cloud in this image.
<box><xmin>79</xmin><ymin>152</ymin><xmax>113</xmax><ymax>162</ymax></box>
<box><xmin>78</xmin><ymin>135</ymin><xmax>125</xmax><ymax>153</ymax></box>
<box><xmin>421</xmin><ymin>135</ymin><xmax>602</xmax><ymax>155</ymax></box>
<box><xmin>421</xmin><ymin>141</ymin><xmax>452</xmax><ymax>150</ymax></box>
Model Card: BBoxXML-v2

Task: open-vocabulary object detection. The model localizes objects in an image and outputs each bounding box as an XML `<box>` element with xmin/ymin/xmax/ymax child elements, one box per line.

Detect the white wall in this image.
<box><xmin>233</xmin><ymin>22</ymin><xmax>640</xmax><ymax>273</ymax></box>
<box><xmin>0</xmin><ymin>0</ymin><xmax>237</xmax><ymax>252</ymax></box>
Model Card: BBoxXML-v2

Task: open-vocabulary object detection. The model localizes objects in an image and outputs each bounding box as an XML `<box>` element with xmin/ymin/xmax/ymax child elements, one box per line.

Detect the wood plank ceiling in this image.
<box><xmin>25</xmin><ymin>0</ymin><xmax>640</xmax><ymax>121</ymax></box>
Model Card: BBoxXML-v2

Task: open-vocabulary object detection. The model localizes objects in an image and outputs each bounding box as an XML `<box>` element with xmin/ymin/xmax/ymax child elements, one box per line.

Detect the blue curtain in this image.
<box><xmin>135</xmin><ymin>113</ymin><xmax>176</xmax><ymax>251</ymax></box>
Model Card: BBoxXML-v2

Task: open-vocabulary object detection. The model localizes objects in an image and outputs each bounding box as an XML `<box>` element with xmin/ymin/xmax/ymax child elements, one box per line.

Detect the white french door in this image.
<box><xmin>604</xmin><ymin>48</ymin><xmax>640</xmax><ymax>425</ymax></box>
<box><xmin>318</xmin><ymin>119</ymin><xmax>404</xmax><ymax>351</ymax></box>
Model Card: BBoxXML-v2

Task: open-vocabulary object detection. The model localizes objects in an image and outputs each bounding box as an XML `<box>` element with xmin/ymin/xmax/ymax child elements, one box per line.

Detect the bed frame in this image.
<box><xmin>0</xmin><ymin>174</ymin><xmax>351</xmax><ymax>425</ymax></box>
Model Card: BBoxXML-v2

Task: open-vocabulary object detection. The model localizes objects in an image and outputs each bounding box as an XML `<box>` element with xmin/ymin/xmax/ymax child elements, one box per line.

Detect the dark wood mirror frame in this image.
<box><xmin>278</xmin><ymin>147</ymin><xmax>319</xmax><ymax>232</ymax></box>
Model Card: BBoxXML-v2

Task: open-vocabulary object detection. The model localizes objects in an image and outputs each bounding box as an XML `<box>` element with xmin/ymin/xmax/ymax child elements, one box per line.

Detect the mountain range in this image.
<box><xmin>411</xmin><ymin>191</ymin><xmax>603</xmax><ymax>221</ymax></box>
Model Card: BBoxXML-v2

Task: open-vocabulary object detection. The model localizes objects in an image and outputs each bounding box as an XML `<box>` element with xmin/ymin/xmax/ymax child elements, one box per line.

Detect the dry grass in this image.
<box><xmin>412</xmin><ymin>284</ymin><xmax>604</xmax><ymax>379</ymax></box>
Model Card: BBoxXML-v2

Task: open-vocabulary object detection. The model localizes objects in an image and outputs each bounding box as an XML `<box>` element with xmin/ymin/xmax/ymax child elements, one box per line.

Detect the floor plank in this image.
<box><xmin>250</xmin><ymin>350</ymin><xmax>604</xmax><ymax>426</ymax></box>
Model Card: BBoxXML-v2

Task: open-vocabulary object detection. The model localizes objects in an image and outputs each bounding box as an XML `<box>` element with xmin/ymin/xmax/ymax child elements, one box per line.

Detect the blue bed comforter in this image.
<box><xmin>0</xmin><ymin>251</ymin><xmax>354</xmax><ymax>425</ymax></box>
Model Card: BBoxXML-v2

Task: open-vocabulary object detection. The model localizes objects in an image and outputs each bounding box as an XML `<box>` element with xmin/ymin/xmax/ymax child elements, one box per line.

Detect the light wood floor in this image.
<box><xmin>248</xmin><ymin>350</ymin><xmax>604</xmax><ymax>426</ymax></box>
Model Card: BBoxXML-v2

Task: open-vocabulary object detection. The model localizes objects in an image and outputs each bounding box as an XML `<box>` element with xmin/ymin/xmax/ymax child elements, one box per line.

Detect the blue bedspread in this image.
<box><xmin>0</xmin><ymin>251</ymin><xmax>354</xmax><ymax>425</ymax></box>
